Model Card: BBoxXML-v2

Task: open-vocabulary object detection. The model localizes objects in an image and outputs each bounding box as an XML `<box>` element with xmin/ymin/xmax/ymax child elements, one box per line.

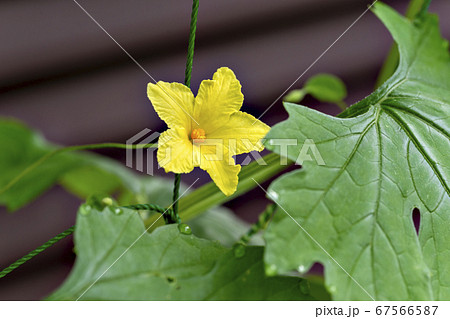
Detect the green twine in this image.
<box><xmin>172</xmin><ymin>0</ymin><xmax>200</xmax><ymax>219</ymax></box>
<box><xmin>238</xmin><ymin>204</ymin><xmax>276</xmax><ymax>245</ymax></box>
<box><xmin>184</xmin><ymin>0</ymin><xmax>199</xmax><ymax>88</ymax></box>
<box><xmin>122</xmin><ymin>203</ymin><xmax>166</xmax><ymax>213</ymax></box>
<box><xmin>121</xmin><ymin>204</ymin><xmax>179</xmax><ymax>224</ymax></box>
<box><xmin>0</xmin><ymin>226</ymin><xmax>75</xmax><ymax>279</ymax></box>
<box><xmin>172</xmin><ymin>175</ymin><xmax>182</xmax><ymax>219</ymax></box>
<box><xmin>0</xmin><ymin>201</ymin><xmax>179</xmax><ymax>279</ymax></box>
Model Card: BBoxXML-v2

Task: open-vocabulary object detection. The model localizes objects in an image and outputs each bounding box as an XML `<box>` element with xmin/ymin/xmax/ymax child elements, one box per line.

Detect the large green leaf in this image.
<box><xmin>264</xmin><ymin>3</ymin><xmax>449</xmax><ymax>300</ymax></box>
<box><xmin>0</xmin><ymin>118</ymin><xmax>180</xmax><ymax>212</ymax></box>
<box><xmin>48</xmin><ymin>204</ymin><xmax>315</xmax><ymax>300</ymax></box>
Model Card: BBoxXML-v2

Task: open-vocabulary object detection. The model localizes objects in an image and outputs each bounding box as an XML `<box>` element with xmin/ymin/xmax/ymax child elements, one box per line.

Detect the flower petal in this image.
<box><xmin>157</xmin><ymin>128</ymin><xmax>194</xmax><ymax>174</ymax></box>
<box><xmin>147</xmin><ymin>81</ymin><xmax>194</xmax><ymax>130</ymax></box>
<box><xmin>194</xmin><ymin>67</ymin><xmax>244</xmax><ymax>132</ymax></box>
<box><xmin>209</xmin><ymin>111</ymin><xmax>270</xmax><ymax>155</ymax></box>
<box><xmin>197</xmin><ymin>144</ymin><xmax>241</xmax><ymax>196</ymax></box>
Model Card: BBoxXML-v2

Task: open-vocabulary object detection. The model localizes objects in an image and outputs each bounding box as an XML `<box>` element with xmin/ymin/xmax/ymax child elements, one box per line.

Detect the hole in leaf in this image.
<box><xmin>412</xmin><ymin>208</ymin><xmax>421</xmax><ymax>235</ymax></box>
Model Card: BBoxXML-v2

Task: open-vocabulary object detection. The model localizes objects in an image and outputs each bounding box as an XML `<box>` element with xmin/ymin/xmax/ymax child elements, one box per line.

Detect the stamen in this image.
<box><xmin>191</xmin><ymin>128</ymin><xmax>206</xmax><ymax>144</ymax></box>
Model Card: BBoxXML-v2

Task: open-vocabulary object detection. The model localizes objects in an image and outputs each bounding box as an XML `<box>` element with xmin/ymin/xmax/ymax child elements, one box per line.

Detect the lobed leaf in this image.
<box><xmin>264</xmin><ymin>3</ymin><xmax>449</xmax><ymax>300</ymax></box>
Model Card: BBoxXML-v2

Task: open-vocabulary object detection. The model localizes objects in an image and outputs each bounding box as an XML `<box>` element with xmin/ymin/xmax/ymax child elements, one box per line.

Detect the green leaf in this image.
<box><xmin>0</xmin><ymin>119</ymin><xmax>80</xmax><ymax>211</ymax></box>
<box><xmin>282</xmin><ymin>74</ymin><xmax>347</xmax><ymax>105</ymax></box>
<box><xmin>47</xmin><ymin>204</ymin><xmax>315</xmax><ymax>300</ymax></box>
<box><xmin>0</xmin><ymin>118</ymin><xmax>169</xmax><ymax>211</ymax></box>
<box><xmin>60</xmin><ymin>151</ymin><xmax>163</xmax><ymax>204</ymax></box>
<box><xmin>304</xmin><ymin>74</ymin><xmax>347</xmax><ymax>103</ymax></box>
<box><xmin>283</xmin><ymin>89</ymin><xmax>306</xmax><ymax>103</ymax></box>
<box><xmin>264</xmin><ymin>3</ymin><xmax>449</xmax><ymax>300</ymax></box>
<box><xmin>60</xmin><ymin>165</ymin><xmax>122</xmax><ymax>199</ymax></box>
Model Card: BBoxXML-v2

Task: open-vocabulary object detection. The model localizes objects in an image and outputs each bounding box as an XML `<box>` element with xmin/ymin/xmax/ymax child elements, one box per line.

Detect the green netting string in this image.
<box><xmin>121</xmin><ymin>204</ymin><xmax>179</xmax><ymax>224</ymax></box>
<box><xmin>238</xmin><ymin>204</ymin><xmax>276</xmax><ymax>245</ymax></box>
<box><xmin>172</xmin><ymin>0</ymin><xmax>200</xmax><ymax>219</ymax></box>
<box><xmin>0</xmin><ymin>226</ymin><xmax>75</xmax><ymax>279</ymax></box>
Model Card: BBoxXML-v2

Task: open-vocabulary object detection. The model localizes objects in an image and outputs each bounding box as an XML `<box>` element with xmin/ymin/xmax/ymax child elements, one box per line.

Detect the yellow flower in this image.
<box><xmin>147</xmin><ymin>67</ymin><xmax>270</xmax><ymax>196</ymax></box>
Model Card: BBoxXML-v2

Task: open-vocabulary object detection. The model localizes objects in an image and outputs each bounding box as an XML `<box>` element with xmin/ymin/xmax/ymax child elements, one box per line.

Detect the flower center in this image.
<box><xmin>190</xmin><ymin>128</ymin><xmax>206</xmax><ymax>144</ymax></box>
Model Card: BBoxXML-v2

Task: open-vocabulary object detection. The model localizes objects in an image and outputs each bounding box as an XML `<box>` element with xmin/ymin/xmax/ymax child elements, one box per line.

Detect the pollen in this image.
<box><xmin>190</xmin><ymin>128</ymin><xmax>206</xmax><ymax>144</ymax></box>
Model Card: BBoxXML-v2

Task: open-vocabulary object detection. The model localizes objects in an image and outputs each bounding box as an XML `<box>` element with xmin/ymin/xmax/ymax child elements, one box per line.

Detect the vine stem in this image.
<box><xmin>0</xmin><ymin>226</ymin><xmax>75</xmax><ymax>279</ymax></box>
<box><xmin>0</xmin><ymin>142</ymin><xmax>157</xmax><ymax>196</ymax></box>
<box><xmin>172</xmin><ymin>0</ymin><xmax>200</xmax><ymax>219</ymax></box>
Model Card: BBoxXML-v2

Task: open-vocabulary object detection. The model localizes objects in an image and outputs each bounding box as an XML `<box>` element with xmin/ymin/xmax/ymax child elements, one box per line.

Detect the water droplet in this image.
<box><xmin>114</xmin><ymin>208</ymin><xmax>123</xmax><ymax>215</ymax></box>
<box><xmin>265</xmin><ymin>264</ymin><xmax>278</xmax><ymax>276</ymax></box>
<box><xmin>299</xmin><ymin>279</ymin><xmax>310</xmax><ymax>294</ymax></box>
<box><xmin>80</xmin><ymin>206</ymin><xmax>91</xmax><ymax>215</ymax></box>
<box><xmin>178</xmin><ymin>223</ymin><xmax>192</xmax><ymax>235</ymax></box>
<box><xmin>268</xmin><ymin>190</ymin><xmax>279</xmax><ymax>201</ymax></box>
<box><xmin>329</xmin><ymin>285</ymin><xmax>337</xmax><ymax>293</ymax></box>
<box><xmin>297</xmin><ymin>265</ymin><xmax>306</xmax><ymax>273</ymax></box>
<box><xmin>102</xmin><ymin>197</ymin><xmax>113</xmax><ymax>206</ymax></box>
<box><xmin>233</xmin><ymin>244</ymin><xmax>246</xmax><ymax>258</ymax></box>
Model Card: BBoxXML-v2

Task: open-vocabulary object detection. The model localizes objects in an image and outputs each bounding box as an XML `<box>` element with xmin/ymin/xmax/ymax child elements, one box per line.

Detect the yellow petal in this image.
<box><xmin>209</xmin><ymin>111</ymin><xmax>270</xmax><ymax>155</ymax></box>
<box><xmin>196</xmin><ymin>143</ymin><xmax>241</xmax><ymax>196</ymax></box>
<box><xmin>157</xmin><ymin>128</ymin><xmax>194</xmax><ymax>174</ymax></box>
<box><xmin>194</xmin><ymin>67</ymin><xmax>244</xmax><ymax>133</ymax></box>
<box><xmin>147</xmin><ymin>81</ymin><xmax>194</xmax><ymax>130</ymax></box>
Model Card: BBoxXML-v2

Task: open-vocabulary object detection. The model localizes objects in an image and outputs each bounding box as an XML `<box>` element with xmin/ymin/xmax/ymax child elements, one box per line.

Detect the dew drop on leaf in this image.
<box><xmin>268</xmin><ymin>190</ymin><xmax>279</xmax><ymax>201</ymax></box>
<box><xmin>265</xmin><ymin>264</ymin><xmax>278</xmax><ymax>276</ymax></box>
<box><xmin>102</xmin><ymin>197</ymin><xmax>113</xmax><ymax>206</ymax></box>
<box><xmin>297</xmin><ymin>265</ymin><xmax>306</xmax><ymax>273</ymax></box>
<box><xmin>114</xmin><ymin>208</ymin><xmax>123</xmax><ymax>215</ymax></box>
<box><xmin>178</xmin><ymin>223</ymin><xmax>192</xmax><ymax>235</ymax></box>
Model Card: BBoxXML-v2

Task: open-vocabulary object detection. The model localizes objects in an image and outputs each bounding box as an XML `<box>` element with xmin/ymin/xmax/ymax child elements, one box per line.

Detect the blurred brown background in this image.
<box><xmin>0</xmin><ymin>0</ymin><xmax>449</xmax><ymax>300</ymax></box>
